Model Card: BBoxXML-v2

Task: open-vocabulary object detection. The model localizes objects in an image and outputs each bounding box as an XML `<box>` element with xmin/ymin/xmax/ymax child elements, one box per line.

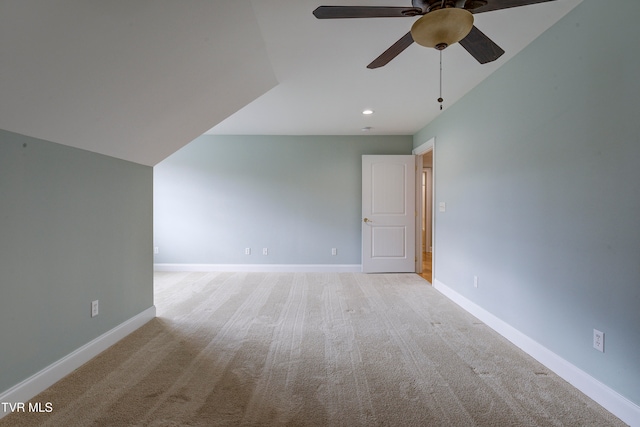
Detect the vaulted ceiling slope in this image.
<box><xmin>0</xmin><ymin>1</ymin><xmax>277</xmax><ymax>166</ymax></box>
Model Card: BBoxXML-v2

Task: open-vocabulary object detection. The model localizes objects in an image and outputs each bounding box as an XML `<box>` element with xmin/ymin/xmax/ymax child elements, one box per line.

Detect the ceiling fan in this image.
<box><xmin>313</xmin><ymin>0</ymin><xmax>557</xmax><ymax>69</ymax></box>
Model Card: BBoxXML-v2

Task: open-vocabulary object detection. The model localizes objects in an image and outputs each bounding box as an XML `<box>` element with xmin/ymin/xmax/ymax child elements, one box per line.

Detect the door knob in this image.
<box><xmin>363</xmin><ymin>217</ymin><xmax>373</xmax><ymax>223</ymax></box>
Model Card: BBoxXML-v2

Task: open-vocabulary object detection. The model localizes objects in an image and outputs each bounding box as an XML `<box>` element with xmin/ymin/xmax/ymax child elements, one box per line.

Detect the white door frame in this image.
<box><xmin>412</xmin><ymin>137</ymin><xmax>435</xmax><ymax>276</ymax></box>
<box><xmin>424</xmin><ymin>167</ymin><xmax>433</xmax><ymax>253</ymax></box>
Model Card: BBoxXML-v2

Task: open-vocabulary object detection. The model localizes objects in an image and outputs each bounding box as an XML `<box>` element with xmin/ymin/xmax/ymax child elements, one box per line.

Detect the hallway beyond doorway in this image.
<box><xmin>419</xmin><ymin>251</ymin><xmax>432</xmax><ymax>283</ymax></box>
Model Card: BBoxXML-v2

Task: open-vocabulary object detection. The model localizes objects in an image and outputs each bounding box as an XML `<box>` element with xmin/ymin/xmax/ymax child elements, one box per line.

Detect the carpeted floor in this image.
<box><xmin>1</xmin><ymin>272</ymin><xmax>627</xmax><ymax>426</ymax></box>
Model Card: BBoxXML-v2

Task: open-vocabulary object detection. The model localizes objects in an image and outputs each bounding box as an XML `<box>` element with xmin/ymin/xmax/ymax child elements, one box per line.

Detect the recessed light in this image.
<box><xmin>362</xmin><ymin>109</ymin><xmax>374</xmax><ymax>115</ymax></box>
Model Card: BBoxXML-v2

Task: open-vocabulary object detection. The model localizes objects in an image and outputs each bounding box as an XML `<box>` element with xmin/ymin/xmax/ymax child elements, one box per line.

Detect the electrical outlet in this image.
<box><xmin>473</xmin><ymin>276</ymin><xmax>478</xmax><ymax>288</ymax></box>
<box><xmin>331</xmin><ymin>248</ymin><xmax>337</xmax><ymax>256</ymax></box>
<box><xmin>153</xmin><ymin>246</ymin><xmax>159</xmax><ymax>254</ymax></box>
<box><xmin>245</xmin><ymin>248</ymin><xmax>251</xmax><ymax>255</ymax></box>
<box><xmin>263</xmin><ymin>248</ymin><xmax>268</xmax><ymax>255</ymax></box>
<box><xmin>593</xmin><ymin>329</ymin><xmax>604</xmax><ymax>352</ymax></box>
<box><xmin>91</xmin><ymin>300</ymin><xmax>99</xmax><ymax>318</ymax></box>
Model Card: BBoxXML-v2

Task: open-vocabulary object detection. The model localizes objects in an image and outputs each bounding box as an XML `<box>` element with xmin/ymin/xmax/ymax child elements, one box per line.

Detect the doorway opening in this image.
<box><xmin>413</xmin><ymin>138</ymin><xmax>435</xmax><ymax>283</ymax></box>
<box><xmin>420</xmin><ymin>152</ymin><xmax>433</xmax><ymax>282</ymax></box>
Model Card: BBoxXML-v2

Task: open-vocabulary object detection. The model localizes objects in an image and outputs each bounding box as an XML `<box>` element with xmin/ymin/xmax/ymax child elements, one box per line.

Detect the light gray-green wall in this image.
<box><xmin>0</xmin><ymin>129</ymin><xmax>153</xmax><ymax>394</ymax></box>
<box><xmin>153</xmin><ymin>135</ymin><xmax>413</xmax><ymax>265</ymax></box>
<box><xmin>414</xmin><ymin>0</ymin><xmax>640</xmax><ymax>406</ymax></box>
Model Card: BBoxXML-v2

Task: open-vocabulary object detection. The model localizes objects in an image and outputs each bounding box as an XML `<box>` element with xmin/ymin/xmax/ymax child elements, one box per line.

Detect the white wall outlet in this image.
<box><xmin>263</xmin><ymin>248</ymin><xmax>268</xmax><ymax>255</ymax></box>
<box><xmin>91</xmin><ymin>300</ymin><xmax>99</xmax><ymax>318</ymax></box>
<box><xmin>439</xmin><ymin>202</ymin><xmax>446</xmax><ymax>212</ymax></box>
<box><xmin>331</xmin><ymin>248</ymin><xmax>337</xmax><ymax>256</ymax></box>
<box><xmin>153</xmin><ymin>246</ymin><xmax>159</xmax><ymax>254</ymax></box>
<box><xmin>593</xmin><ymin>329</ymin><xmax>604</xmax><ymax>352</ymax></box>
<box><xmin>473</xmin><ymin>276</ymin><xmax>478</xmax><ymax>288</ymax></box>
<box><xmin>245</xmin><ymin>248</ymin><xmax>251</xmax><ymax>255</ymax></box>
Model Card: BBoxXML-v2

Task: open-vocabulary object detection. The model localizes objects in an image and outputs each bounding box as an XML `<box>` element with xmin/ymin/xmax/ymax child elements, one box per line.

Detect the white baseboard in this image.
<box><xmin>154</xmin><ymin>263</ymin><xmax>362</xmax><ymax>273</ymax></box>
<box><xmin>433</xmin><ymin>278</ymin><xmax>639</xmax><ymax>427</ymax></box>
<box><xmin>0</xmin><ymin>306</ymin><xmax>156</xmax><ymax>419</ymax></box>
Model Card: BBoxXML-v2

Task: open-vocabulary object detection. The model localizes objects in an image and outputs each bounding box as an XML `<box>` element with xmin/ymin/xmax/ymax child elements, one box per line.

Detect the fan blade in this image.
<box><xmin>459</xmin><ymin>26</ymin><xmax>505</xmax><ymax>64</ymax></box>
<box><xmin>468</xmin><ymin>0</ymin><xmax>557</xmax><ymax>14</ymax></box>
<box><xmin>367</xmin><ymin>32</ymin><xmax>414</xmax><ymax>69</ymax></box>
<box><xmin>313</xmin><ymin>6</ymin><xmax>421</xmax><ymax>19</ymax></box>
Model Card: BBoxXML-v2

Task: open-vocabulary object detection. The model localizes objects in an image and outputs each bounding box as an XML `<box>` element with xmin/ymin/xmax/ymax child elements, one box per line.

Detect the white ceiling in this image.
<box><xmin>1</xmin><ymin>1</ymin><xmax>582</xmax><ymax>166</ymax></box>
<box><xmin>210</xmin><ymin>0</ymin><xmax>582</xmax><ymax>136</ymax></box>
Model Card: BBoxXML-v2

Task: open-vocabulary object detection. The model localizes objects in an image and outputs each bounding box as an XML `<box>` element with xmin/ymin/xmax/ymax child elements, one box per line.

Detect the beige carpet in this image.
<box><xmin>1</xmin><ymin>272</ymin><xmax>626</xmax><ymax>426</ymax></box>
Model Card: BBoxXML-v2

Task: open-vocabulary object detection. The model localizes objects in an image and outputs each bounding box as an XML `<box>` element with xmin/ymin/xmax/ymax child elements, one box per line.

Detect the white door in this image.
<box><xmin>362</xmin><ymin>155</ymin><xmax>416</xmax><ymax>273</ymax></box>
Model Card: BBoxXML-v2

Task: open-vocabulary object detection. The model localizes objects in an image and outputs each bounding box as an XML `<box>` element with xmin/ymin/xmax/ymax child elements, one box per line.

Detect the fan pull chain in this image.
<box><xmin>438</xmin><ymin>50</ymin><xmax>444</xmax><ymax>110</ymax></box>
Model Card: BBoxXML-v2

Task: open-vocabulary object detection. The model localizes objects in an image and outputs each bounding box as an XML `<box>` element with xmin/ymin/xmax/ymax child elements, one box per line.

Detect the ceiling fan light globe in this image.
<box><xmin>410</xmin><ymin>8</ymin><xmax>474</xmax><ymax>49</ymax></box>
